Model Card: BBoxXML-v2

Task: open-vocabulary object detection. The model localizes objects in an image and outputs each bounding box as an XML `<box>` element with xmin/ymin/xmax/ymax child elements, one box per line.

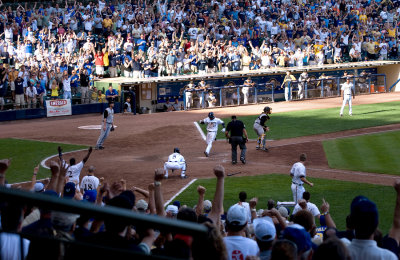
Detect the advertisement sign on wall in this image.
<box><xmin>46</xmin><ymin>99</ymin><xmax>72</xmax><ymax>117</ymax></box>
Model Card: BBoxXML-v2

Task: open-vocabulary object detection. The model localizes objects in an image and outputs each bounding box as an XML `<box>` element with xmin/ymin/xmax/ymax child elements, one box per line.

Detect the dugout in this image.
<box><xmin>94</xmin><ymin>60</ymin><xmax>400</xmax><ymax>113</ymax></box>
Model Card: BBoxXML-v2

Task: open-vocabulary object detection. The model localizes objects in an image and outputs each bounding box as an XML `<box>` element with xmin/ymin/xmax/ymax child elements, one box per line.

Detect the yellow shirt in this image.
<box><xmin>103</xmin><ymin>18</ymin><xmax>113</xmax><ymax>29</ymax></box>
<box><xmin>103</xmin><ymin>52</ymin><xmax>109</xmax><ymax>67</ymax></box>
<box><xmin>98</xmin><ymin>94</ymin><xmax>107</xmax><ymax>103</ymax></box>
<box><xmin>388</xmin><ymin>28</ymin><xmax>396</xmax><ymax>38</ymax></box>
<box><xmin>359</xmin><ymin>14</ymin><xmax>367</xmax><ymax>23</ymax></box>
<box><xmin>314</xmin><ymin>44</ymin><xmax>324</xmax><ymax>54</ymax></box>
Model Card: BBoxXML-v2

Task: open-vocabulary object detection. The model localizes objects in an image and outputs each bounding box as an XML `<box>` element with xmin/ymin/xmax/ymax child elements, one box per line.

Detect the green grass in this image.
<box><xmin>200</xmin><ymin>101</ymin><xmax>400</xmax><ymax>140</ymax></box>
<box><xmin>173</xmin><ymin>174</ymin><xmax>396</xmax><ymax>232</ymax></box>
<box><xmin>0</xmin><ymin>138</ymin><xmax>87</xmax><ymax>183</ymax></box>
<box><xmin>323</xmin><ymin>130</ymin><xmax>400</xmax><ymax>175</ymax></box>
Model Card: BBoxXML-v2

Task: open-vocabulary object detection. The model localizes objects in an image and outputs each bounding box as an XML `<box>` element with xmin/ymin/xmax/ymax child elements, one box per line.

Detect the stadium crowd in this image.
<box><xmin>0</xmin><ymin>0</ymin><xmax>399</xmax><ymax>109</ymax></box>
<box><xmin>0</xmin><ymin>146</ymin><xmax>400</xmax><ymax>260</ymax></box>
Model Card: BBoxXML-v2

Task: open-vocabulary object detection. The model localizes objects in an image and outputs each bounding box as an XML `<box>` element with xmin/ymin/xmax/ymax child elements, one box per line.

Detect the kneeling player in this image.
<box><xmin>164</xmin><ymin>148</ymin><xmax>187</xmax><ymax>179</ymax></box>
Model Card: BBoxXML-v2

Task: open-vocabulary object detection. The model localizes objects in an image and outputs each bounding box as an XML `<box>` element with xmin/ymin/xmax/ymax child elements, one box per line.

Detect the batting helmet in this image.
<box><xmin>264</xmin><ymin>106</ymin><xmax>272</xmax><ymax>113</ymax></box>
<box><xmin>174</xmin><ymin>148</ymin><xmax>180</xmax><ymax>153</ymax></box>
<box><xmin>208</xmin><ymin>112</ymin><xmax>215</xmax><ymax>120</ymax></box>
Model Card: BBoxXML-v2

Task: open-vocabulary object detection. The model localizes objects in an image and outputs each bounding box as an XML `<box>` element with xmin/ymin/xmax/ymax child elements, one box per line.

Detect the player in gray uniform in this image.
<box><xmin>253</xmin><ymin>106</ymin><xmax>272</xmax><ymax>151</ymax></box>
<box><xmin>95</xmin><ymin>101</ymin><xmax>115</xmax><ymax>150</ymax></box>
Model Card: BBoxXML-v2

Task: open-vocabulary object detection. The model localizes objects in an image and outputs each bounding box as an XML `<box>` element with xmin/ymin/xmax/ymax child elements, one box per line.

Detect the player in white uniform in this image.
<box><xmin>199</xmin><ymin>112</ymin><xmax>225</xmax><ymax>157</ymax></box>
<box><xmin>58</xmin><ymin>146</ymin><xmax>93</xmax><ymax>184</ymax></box>
<box><xmin>185</xmin><ymin>81</ymin><xmax>195</xmax><ymax>110</ymax></box>
<box><xmin>242</xmin><ymin>77</ymin><xmax>254</xmax><ymax>105</ymax></box>
<box><xmin>80</xmin><ymin>166</ymin><xmax>100</xmax><ymax>192</ymax></box>
<box><xmin>340</xmin><ymin>77</ymin><xmax>355</xmax><ymax>117</ymax></box>
<box><xmin>164</xmin><ymin>148</ymin><xmax>187</xmax><ymax>179</ymax></box>
<box><xmin>290</xmin><ymin>153</ymin><xmax>314</xmax><ymax>203</ymax></box>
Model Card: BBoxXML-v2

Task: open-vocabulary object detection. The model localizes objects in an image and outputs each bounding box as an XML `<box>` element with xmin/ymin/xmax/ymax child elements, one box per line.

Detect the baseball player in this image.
<box><xmin>58</xmin><ymin>146</ymin><xmax>93</xmax><ymax>184</ymax></box>
<box><xmin>199</xmin><ymin>112</ymin><xmax>225</xmax><ymax>157</ymax></box>
<box><xmin>164</xmin><ymin>148</ymin><xmax>187</xmax><ymax>179</ymax></box>
<box><xmin>253</xmin><ymin>106</ymin><xmax>272</xmax><ymax>151</ymax></box>
<box><xmin>95</xmin><ymin>101</ymin><xmax>115</xmax><ymax>150</ymax></box>
<box><xmin>242</xmin><ymin>77</ymin><xmax>255</xmax><ymax>105</ymax></box>
<box><xmin>340</xmin><ymin>77</ymin><xmax>355</xmax><ymax>117</ymax></box>
<box><xmin>185</xmin><ymin>81</ymin><xmax>195</xmax><ymax>110</ymax></box>
<box><xmin>298</xmin><ymin>71</ymin><xmax>309</xmax><ymax>99</ymax></box>
<box><xmin>290</xmin><ymin>153</ymin><xmax>314</xmax><ymax>203</ymax></box>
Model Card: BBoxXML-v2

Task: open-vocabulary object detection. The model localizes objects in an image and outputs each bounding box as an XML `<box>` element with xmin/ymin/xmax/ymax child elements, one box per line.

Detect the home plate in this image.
<box><xmin>78</xmin><ymin>125</ymin><xmax>118</xmax><ymax>130</ymax></box>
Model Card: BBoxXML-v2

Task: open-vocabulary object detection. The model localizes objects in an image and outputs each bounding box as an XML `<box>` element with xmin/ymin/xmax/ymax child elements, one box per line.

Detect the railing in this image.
<box><xmin>183</xmin><ymin>83</ymin><xmax>275</xmax><ymax>110</ymax></box>
<box><xmin>0</xmin><ymin>186</ymin><xmax>207</xmax><ymax>258</ymax></box>
<box><xmin>287</xmin><ymin>74</ymin><xmax>386</xmax><ymax>101</ymax></box>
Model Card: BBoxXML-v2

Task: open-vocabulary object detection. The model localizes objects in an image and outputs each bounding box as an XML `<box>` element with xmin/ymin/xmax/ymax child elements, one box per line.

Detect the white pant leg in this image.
<box><xmin>206</xmin><ymin>131</ymin><xmax>217</xmax><ymax>154</ymax></box>
<box><xmin>285</xmin><ymin>87</ymin><xmax>289</xmax><ymax>101</ymax></box>
<box><xmin>298</xmin><ymin>84</ymin><xmax>304</xmax><ymax>99</ymax></box>
<box><xmin>164</xmin><ymin>162</ymin><xmax>186</xmax><ymax>177</ymax></box>
<box><xmin>291</xmin><ymin>183</ymin><xmax>305</xmax><ymax>203</ymax></box>
<box><xmin>243</xmin><ymin>90</ymin><xmax>249</xmax><ymax>104</ymax></box>
<box><xmin>340</xmin><ymin>96</ymin><xmax>350</xmax><ymax>115</ymax></box>
<box><xmin>348</xmin><ymin>96</ymin><xmax>353</xmax><ymax>115</ymax></box>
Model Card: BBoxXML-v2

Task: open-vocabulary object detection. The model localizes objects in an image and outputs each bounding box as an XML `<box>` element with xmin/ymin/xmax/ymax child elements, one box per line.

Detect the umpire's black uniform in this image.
<box><xmin>225</xmin><ymin>116</ymin><xmax>248</xmax><ymax>164</ymax></box>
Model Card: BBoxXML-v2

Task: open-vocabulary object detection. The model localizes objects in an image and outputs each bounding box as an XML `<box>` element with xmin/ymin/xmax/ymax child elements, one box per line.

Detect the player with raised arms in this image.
<box><xmin>199</xmin><ymin>112</ymin><xmax>225</xmax><ymax>157</ymax></box>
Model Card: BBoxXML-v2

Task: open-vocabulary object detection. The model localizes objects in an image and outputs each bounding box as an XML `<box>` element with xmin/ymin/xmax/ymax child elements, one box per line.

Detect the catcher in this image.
<box><xmin>253</xmin><ymin>106</ymin><xmax>272</xmax><ymax>151</ymax></box>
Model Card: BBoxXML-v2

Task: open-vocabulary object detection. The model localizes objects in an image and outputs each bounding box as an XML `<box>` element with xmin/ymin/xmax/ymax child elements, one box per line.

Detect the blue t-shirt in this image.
<box><xmin>136</xmin><ymin>39</ymin><xmax>146</xmax><ymax>52</ymax></box>
<box><xmin>70</xmin><ymin>75</ymin><xmax>79</xmax><ymax>88</ymax></box>
<box><xmin>25</xmin><ymin>43</ymin><xmax>33</xmax><ymax>54</ymax></box>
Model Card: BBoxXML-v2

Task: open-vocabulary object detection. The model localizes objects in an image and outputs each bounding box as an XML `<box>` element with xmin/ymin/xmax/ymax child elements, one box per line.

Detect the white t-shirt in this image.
<box><xmin>224</xmin><ymin>236</ymin><xmax>259</xmax><ymax>260</ymax></box>
<box><xmin>347</xmin><ymin>239</ymin><xmax>397</xmax><ymax>260</ymax></box>
<box><xmin>66</xmin><ymin>161</ymin><xmax>84</xmax><ymax>183</ymax></box>
<box><xmin>203</xmin><ymin>117</ymin><xmax>224</xmax><ymax>132</ymax></box>
<box><xmin>290</xmin><ymin>162</ymin><xmax>306</xmax><ymax>185</ymax></box>
<box><xmin>292</xmin><ymin>202</ymin><xmax>320</xmax><ymax>216</ymax></box>
<box><xmin>341</xmin><ymin>82</ymin><xmax>354</xmax><ymax>96</ymax></box>
<box><xmin>80</xmin><ymin>175</ymin><xmax>100</xmax><ymax>191</ymax></box>
<box><xmin>237</xmin><ymin>202</ymin><xmax>252</xmax><ymax>224</ymax></box>
<box><xmin>0</xmin><ymin>233</ymin><xmax>30</xmax><ymax>260</ymax></box>
<box><xmin>379</xmin><ymin>43</ymin><xmax>388</xmax><ymax>55</ymax></box>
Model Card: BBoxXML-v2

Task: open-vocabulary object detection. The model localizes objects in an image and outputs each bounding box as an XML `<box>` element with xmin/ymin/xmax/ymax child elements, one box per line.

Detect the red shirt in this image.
<box><xmin>95</xmin><ymin>54</ymin><xmax>104</xmax><ymax>66</ymax></box>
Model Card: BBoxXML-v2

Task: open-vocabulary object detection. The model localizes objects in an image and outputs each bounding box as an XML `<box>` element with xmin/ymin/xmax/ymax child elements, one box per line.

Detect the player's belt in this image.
<box><xmin>292</xmin><ymin>182</ymin><xmax>302</xmax><ymax>186</ymax></box>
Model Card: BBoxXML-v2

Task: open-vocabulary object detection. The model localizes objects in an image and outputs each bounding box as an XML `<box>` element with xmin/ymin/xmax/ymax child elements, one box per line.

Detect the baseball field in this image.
<box><xmin>1</xmin><ymin>92</ymin><xmax>400</xmax><ymax>233</ymax></box>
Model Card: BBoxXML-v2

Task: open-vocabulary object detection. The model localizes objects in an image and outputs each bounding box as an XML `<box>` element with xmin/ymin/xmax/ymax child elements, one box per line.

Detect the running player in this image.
<box><xmin>199</xmin><ymin>112</ymin><xmax>225</xmax><ymax>157</ymax></box>
<box><xmin>164</xmin><ymin>148</ymin><xmax>187</xmax><ymax>179</ymax></box>
<box><xmin>253</xmin><ymin>106</ymin><xmax>272</xmax><ymax>151</ymax></box>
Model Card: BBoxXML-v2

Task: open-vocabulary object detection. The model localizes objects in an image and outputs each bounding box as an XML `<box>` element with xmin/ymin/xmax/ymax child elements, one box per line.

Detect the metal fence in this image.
<box><xmin>0</xmin><ymin>186</ymin><xmax>207</xmax><ymax>259</ymax></box>
<box><xmin>184</xmin><ymin>83</ymin><xmax>275</xmax><ymax>110</ymax></box>
<box><xmin>288</xmin><ymin>74</ymin><xmax>387</xmax><ymax>101</ymax></box>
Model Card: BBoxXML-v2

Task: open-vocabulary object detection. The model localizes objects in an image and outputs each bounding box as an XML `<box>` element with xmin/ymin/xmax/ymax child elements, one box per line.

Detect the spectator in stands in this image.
<box><xmin>105</xmin><ymin>85</ymin><xmax>118</xmax><ymax>103</ymax></box>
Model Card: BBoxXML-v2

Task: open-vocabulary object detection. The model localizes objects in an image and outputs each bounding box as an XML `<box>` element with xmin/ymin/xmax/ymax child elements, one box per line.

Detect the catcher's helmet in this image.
<box><xmin>263</xmin><ymin>106</ymin><xmax>272</xmax><ymax>113</ymax></box>
<box><xmin>208</xmin><ymin>112</ymin><xmax>215</xmax><ymax>120</ymax></box>
<box><xmin>174</xmin><ymin>147</ymin><xmax>180</xmax><ymax>153</ymax></box>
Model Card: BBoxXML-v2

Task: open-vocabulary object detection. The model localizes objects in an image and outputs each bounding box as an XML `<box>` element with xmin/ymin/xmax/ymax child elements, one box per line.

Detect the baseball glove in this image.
<box><xmin>110</xmin><ymin>126</ymin><xmax>115</xmax><ymax>132</ymax></box>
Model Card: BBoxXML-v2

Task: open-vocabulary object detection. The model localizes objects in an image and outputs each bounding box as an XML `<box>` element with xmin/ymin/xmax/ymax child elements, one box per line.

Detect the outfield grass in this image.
<box><xmin>200</xmin><ymin>101</ymin><xmax>400</xmax><ymax>140</ymax></box>
<box><xmin>173</xmin><ymin>174</ymin><xmax>396</xmax><ymax>232</ymax></box>
<box><xmin>0</xmin><ymin>138</ymin><xmax>87</xmax><ymax>183</ymax></box>
<box><xmin>323</xmin><ymin>130</ymin><xmax>400</xmax><ymax>175</ymax></box>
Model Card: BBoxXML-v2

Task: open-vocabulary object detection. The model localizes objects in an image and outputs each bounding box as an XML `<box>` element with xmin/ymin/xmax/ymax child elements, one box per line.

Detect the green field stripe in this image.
<box><xmin>323</xmin><ymin>130</ymin><xmax>400</xmax><ymax>175</ymax></box>
<box><xmin>173</xmin><ymin>174</ymin><xmax>396</xmax><ymax>232</ymax></box>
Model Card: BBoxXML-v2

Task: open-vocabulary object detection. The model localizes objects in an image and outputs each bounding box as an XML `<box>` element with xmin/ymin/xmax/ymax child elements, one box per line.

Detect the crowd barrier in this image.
<box><xmin>183</xmin><ymin>74</ymin><xmax>386</xmax><ymax>110</ymax></box>
<box><xmin>0</xmin><ymin>186</ymin><xmax>207</xmax><ymax>259</ymax></box>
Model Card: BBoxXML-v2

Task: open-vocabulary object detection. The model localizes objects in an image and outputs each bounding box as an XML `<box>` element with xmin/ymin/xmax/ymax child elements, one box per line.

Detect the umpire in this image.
<box><xmin>225</xmin><ymin>115</ymin><xmax>249</xmax><ymax>164</ymax></box>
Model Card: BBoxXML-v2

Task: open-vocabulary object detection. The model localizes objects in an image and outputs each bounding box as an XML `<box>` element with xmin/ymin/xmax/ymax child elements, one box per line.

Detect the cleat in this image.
<box><xmin>349</xmin><ymin>114</ymin><xmax>353</xmax><ymax>116</ymax></box>
<box><xmin>232</xmin><ymin>161</ymin><xmax>237</xmax><ymax>165</ymax></box>
<box><xmin>240</xmin><ymin>158</ymin><xmax>246</xmax><ymax>164</ymax></box>
<box><xmin>181</xmin><ymin>175</ymin><xmax>188</xmax><ymax>179</ymax></box>
<box><xmin>261</xmin><ymin>147</ymin><xmax>269</xmax><ymax>152</ymax></box>
<box><xmin>340</xmin><ymin>114</ymin><xmax>343</xmax><ymax>117</ymax></box>
<box><xmin>256</xmin><ymin>146</ymin><xmax>260</xmax><ymax>150</ymax></box>
<box><xmin>164</xmin><ymin>175</ymin><xmax>168</xmax><ymax>179</ymax></box>
<box><xmin>204</xmin><ymin>151</ymin><xmax>209</xmax><ymax>157</ymax></box>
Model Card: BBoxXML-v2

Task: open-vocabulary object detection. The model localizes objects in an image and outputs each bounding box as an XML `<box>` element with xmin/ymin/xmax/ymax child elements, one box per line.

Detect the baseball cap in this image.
<box><xmin>282</xmin><ymin>224</ymin><xmax>312</xmax><ymax>253</ymax></box>
<box><xmin>204</xmin><ymin>200</ymin><xmax>212</xmax><ymax>213</ymax></box>
<box><xmin>63</xmin><ymin>182</ymin><xmax>76</xmax><ymax>198</ymax></box>
<box><xmin>173</xmin><ymin>200</ymin><xmax>181</xmax><ymax>209</ymax></box>
<box><xmin>253</xmin><ymin>216</ymin><xmax>276</xmax><ymax>242</ymax></box>
<box><xmin>83</xmin><ymin>189</ymin><xmax>97</xmax><ymax>203</ymax></box>
<box><xmin>166</xmin><ymin>205</ymin><xmax>179</xmax><ymax>215</ymax></box>
<box><xmin>350</xmin><ymin>196</ymin><xmax>378</xmax><ymax>232</ymax></box>
<box><xmin>34</xmin><ymin>182</ymin><xmax>45</xmax><ymax>193</ymax></box>
<box><xmin>136</xmin><ymin>199</ymin><xmax>148</xmax><ymax>212</ymax></box>
<box><xmin>227</xmin><ymin>204</ymin><xmax>247</xmax><ymax>226</ymax></box>
<box><xmin>278</xmin><ymin>206</ymin><xmax>289</xmax><ymax>218</ymax></box>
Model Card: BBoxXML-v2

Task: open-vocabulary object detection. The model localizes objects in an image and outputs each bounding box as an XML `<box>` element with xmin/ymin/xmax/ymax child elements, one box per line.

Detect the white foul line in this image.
<box><xmin>164</xmin><ymin>178</ymin><xmax>197</xmax><ymax>207</ymax></box>
<box><xmin>194</xmin><ymin>122</ymin><xmax>206</xmax><ymax>141</ymax></box>
<box><xmin>40</xmin><ymin>149</ymin><xmax>88</xmax><ymax>169</ymax></box>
